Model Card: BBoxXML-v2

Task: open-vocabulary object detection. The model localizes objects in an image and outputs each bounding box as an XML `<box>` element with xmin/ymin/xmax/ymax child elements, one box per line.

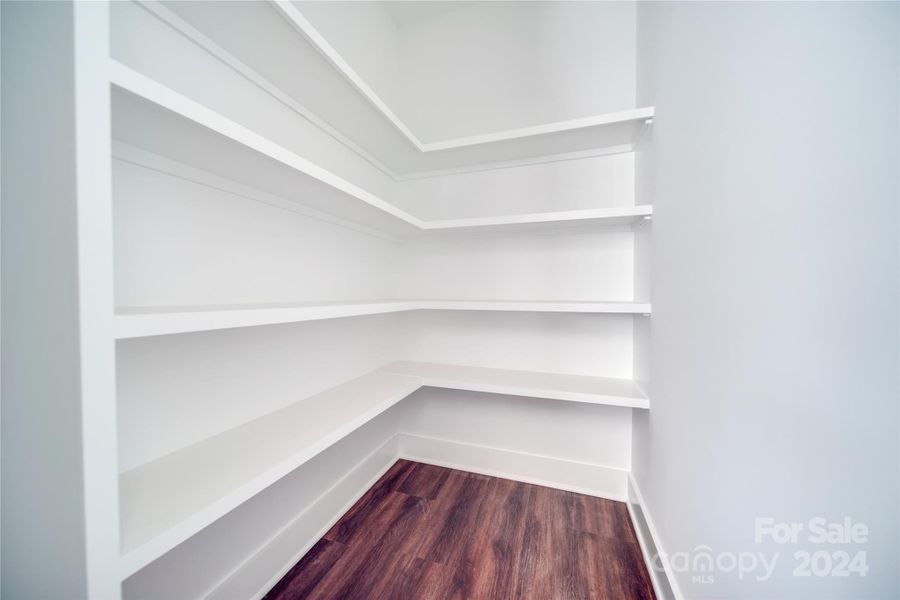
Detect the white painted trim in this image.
<box><xmin>202</xmin><ymin>437</ymin><xmax>400</xmax><ymax>600</ymax></box>
<box><xmin>269</xmin><ymin>0</ymin><xmax>426</xmax><ymax>151</ymax></box>
<box><xmin>626</xmin><ymin>483</ymin><xmax>670</xmax><ymax>600</ymax></box>
<box><xmin>398</xmin><ymin>433</ymin><xmax>629</xmax><ymax>501</ymax></box>
<box><xmin>134</xmin><ymin>0</ymin><xmax>399</xmax><ymax>180</ymax></box>
<box><xmin>627</xmin><ymin>473</ymin><xmax>685</xmax><ymax>600</ymax></box>
<box><xmin>75</xmin><ymin>3</ymin><xmax>121</xmax><ymax>596</ymax></box>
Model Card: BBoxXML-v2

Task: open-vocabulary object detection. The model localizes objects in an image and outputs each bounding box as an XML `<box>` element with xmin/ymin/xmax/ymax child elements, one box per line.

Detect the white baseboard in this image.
<box><xmin>203</xmin><ymin>436</ymin><xmax>400</xmax><ymax>600</ymax></box>
<box><xmin>398</xmin><ymin>432</ymin><xmax>628</xmax><ymax>501</ymax></box>
<box><xmin>627</xmin><ymin>472</ymin><xmax>683</xmax><ymax>600</ymax></box>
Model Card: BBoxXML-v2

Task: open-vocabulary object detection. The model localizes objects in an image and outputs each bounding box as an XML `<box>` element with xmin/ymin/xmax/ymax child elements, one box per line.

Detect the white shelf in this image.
<box><xmin>115</xmin><ymin>300</ymin><xmax>652</xmax><ymax>339</ymax></box>
<box><xmin>423</xmin><ymin>205</ymin><xmax>652</xmax><ymax>233</ymax></box>
<box><xmin>118</xmin><ymin>359</ymin><xmax>648</xmax><ymax>577</ymax></box>
<box><xmin>109</xmin><ymin>60</ymin><xmax>424</xmax><ymax>236</ymax></box>
<box><xmin>118</xmin><ymin>370</ymin><xmax>423</xmax><ymax>579</ymax></box>
<box><xmin>382</xmin><ymin>361</ymin><xmax>650</xmax><ymax>409</ymax></box>
<box><xmin>111</xmin><ymin>61</ymin><xmax>653</xmax><ymax>236</ymax></box>
<box><xmin>115</xmin><ymin>300</ymin><xmax>419</xmax><ymax>339</ymax></box>
<box><xmin>419</xmin><ymin>108</ymin><xmax>655</xmax><ymax>153</ymax></box>
<box><xmin>417</xmin><ymin>299</ymin><xmax>651</xmax><ymax>314</ymax></box>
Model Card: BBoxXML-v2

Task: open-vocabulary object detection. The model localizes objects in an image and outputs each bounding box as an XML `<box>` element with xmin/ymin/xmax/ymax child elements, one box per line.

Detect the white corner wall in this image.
<box><xmin>395</xmin><ymin>1</ymin><xmax>636</xmax><ymax>141</ymax></box>
<box><xmin>633</xmin><ymin>3</ymin><xmax>899</xmax><ymax>598</ymax></box>
<box><xmin>394</xmin><ymin>153</ymin><xmax>635</xmax><ymax>220</ymax></box>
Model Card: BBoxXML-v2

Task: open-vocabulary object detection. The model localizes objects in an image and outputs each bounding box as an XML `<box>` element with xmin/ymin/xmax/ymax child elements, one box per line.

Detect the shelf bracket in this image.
<box><xmin>633</xmin><ymin>117</ymin><xmax>655</xmax><ymax>149</ymax></box>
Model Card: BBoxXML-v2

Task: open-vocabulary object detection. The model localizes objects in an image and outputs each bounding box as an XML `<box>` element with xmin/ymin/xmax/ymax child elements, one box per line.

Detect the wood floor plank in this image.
<box><xmin>323</xmin><ymin>460</ymin><xmax>415</xmax><ymax>544</ymax></box>
<box><xmin>418</xmin><ymin>470</ymin><xmax>492</xmax><ymax>567</ymax></box>
<box><xmin>397</xmin><ymin>462</ymin><xmax>451</xmax><ymax>499</ymax></box>
<box><xmin>262</xmin><ymin>539</ymin><xmax>346</xmax><ymax>600</ymax></box>
<box><xmin>314</xmin><ymin>491</ymin><xmax>430</xmax><ymax>600</ymax></box>
<box><xmin>407</xmin><ymin>557</ymin><xmax>457</xmax><ymax>600</ymax></box>
<box><xmin>514</xmin><ymin>482</ymin><xmax>555</xmax><ymax>600</ymax></box>
<box><xmin>466</xmin><ymin>477</ymin><xmax>528</xmax><ymax>600</ymax></box>
<box><xmin>267</xmin><ymin>460</ymin><xmax>656</xmax><ymax>600</ymax></box>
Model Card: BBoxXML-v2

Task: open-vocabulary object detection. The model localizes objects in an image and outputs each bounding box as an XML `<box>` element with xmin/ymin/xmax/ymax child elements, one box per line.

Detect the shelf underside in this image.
<box><xmin>115</xmin><ymin>299</ymin><xmax>652</xmax><ymax>339</ymax></box>
<box><xmin>118</xmin><ymin>362</ymin><xmax>648</xmax><ymax>578</ymax></box>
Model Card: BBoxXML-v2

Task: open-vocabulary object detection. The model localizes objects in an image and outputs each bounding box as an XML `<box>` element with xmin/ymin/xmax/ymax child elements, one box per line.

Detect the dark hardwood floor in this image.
<box><xmin>264</xmin><ymin>460</ymin><xmax>656</xmax><ymax>600</ymax></box>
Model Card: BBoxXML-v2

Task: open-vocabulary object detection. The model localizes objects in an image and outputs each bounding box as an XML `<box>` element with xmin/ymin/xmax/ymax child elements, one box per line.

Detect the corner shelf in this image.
<box><xmin>111</xmin><ymin>61</ymin><xmax>653</xmax><ymax>237</ymax></box>
<box><xmin>118</xmin><ymin>361</ymin><xmax>648</xmax><ymax>578</ymax></box>
<box><xmin>383</xmin><ymin>361</ymin><xmax>649</xmax><ymax>409</ymax></box>
<box><xmin>115</xmin><ymin>300</ymin><xmax>652</xmax><ymax>339</ymax></box>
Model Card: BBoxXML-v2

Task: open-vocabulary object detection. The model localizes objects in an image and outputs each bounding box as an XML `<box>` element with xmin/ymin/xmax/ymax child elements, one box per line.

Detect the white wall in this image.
<box><xmin>396</xmin><ymin>1</ymin><xmax>635</xmax><ymax>141</ymax></box>
<box><xmin>633</xmin><ymin>2</ymin><xmax>899</xmax><ymax>598</ymax></box>
<box><xmin>402</xmin><ymin>386</ymin><xmax>632</xmax><ymax>469</ymax></box>
<box><xmin>395</xmin><ymin>153</ymin><xmax>635</xmax><ymax>220</ymax></box>
<box><xmin>112</xmin><ymin>155</ymin><xmax>398</xmax><ymax>308</ymax></box>
<box><xmin>398</xmin><ymin>231</ymin><xmax>635</xmax><ymax>302</ymax></box>
<box><xmin>400</xmin><ymin>311</ymin><xmax>634</xmax><ymax>379</ymax></box>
